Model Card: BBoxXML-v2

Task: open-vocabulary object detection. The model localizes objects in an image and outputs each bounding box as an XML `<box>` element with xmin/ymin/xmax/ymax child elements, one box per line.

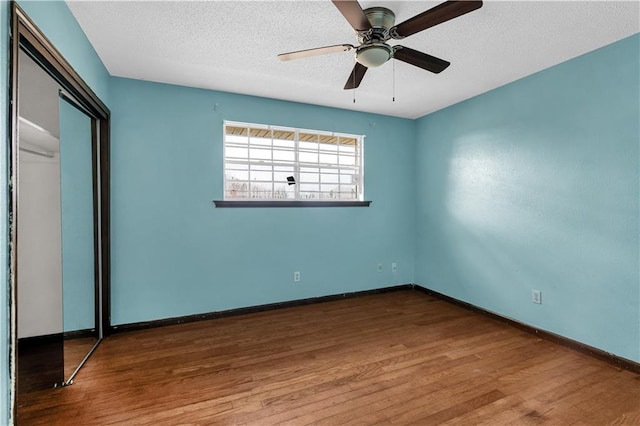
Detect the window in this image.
<box><xmin>223</xmin><ymin>121</ymin><xmax>364</xmax><ymax>202</ymax></box>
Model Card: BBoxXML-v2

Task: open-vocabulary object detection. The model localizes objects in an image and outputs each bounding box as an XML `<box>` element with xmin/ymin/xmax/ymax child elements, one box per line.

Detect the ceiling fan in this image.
<box><xmin>278</xmin><ymin>0</ymin><xmax>483</xmax><ymax>90</ymax></box>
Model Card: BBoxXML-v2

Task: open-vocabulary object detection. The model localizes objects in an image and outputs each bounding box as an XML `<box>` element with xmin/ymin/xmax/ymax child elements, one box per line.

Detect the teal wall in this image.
<box><xmin>60</xmin><ymin>98</ymin><xmax>95</xmax><ymax>333</ymax></box>
<box><xmin>109</xmin><ymin>77</ymin><xmax>417</xmax><ymax>325</ymax></box>
<box><xmin>1</xmin><ymin>0</ymin><xmax>9</xmax><ymax>422</ymax></box>
<box><xmin>415</xmin><ymin>34</ymin><xmax>640</xmax><ymax>362</ymax></box>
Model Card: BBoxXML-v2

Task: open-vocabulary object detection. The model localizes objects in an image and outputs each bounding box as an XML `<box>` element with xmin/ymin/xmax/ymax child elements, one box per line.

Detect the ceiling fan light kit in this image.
<box><xmin>277</xmin><ymin>0</ymin><xmax>483</xmax><ymax>90</ymax></box>
<box><xmin>356</xmin><ymin>43</ymin><xmax>393</xmax><ymax>68</ymax></box>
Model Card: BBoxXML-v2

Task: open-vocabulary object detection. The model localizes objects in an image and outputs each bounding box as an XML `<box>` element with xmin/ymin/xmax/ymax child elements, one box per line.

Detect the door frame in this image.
<box><xmin>8</xmin><ymin>1</ymin><xmax>111</xmax><ymax>418</ymax></box>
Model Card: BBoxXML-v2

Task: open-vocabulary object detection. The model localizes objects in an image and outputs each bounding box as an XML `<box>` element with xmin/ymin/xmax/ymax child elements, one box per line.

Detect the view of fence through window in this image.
<box><xmin>224</xmin><ymin>121</ymin><xmax>364</xmax><ymax>201</ymax></box>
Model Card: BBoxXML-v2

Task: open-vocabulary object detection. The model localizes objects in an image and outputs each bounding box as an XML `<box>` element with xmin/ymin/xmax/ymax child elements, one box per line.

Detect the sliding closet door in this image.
<box><xmin>59</xmin><ymin>96</ymin><xmax>98</xmax><ymax>381</ymax></box>
<box><xmin>16</xmin><ymin>51</ymin><xmax>65</xmax><ymax>391</ymax></box>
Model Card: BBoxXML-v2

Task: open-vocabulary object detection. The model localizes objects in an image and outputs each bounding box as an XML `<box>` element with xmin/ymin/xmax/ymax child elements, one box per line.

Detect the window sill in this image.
<box><xmin>213</xmin><ymin>200</ymin><xmax>371</xmax><ymax>208</ymax></box>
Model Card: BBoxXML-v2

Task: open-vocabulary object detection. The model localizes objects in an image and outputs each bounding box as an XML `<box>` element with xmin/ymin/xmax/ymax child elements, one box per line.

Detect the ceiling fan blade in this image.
<box><xmin>278</xmin><ymin>44</ymin><xmax>354</xmax><ymax>61</ymax></box>
<box><xmin>390</xmin><ymin>1</ymin><xmax>483</xmax><ymax>39</ymax></box>
<box><xmin>332</xmin><ymin>0</ymin><xmax>372</xmax><ymax>31</ymax></box>
<box><xmin>344</xmin><ymin>63</ymin><xmax>368</xmax><ymax>90</ymax></box>
<box><xmin>393</xmin><ymin>47</ymin><xmax>450</xmax><ymax>74</ymax></box>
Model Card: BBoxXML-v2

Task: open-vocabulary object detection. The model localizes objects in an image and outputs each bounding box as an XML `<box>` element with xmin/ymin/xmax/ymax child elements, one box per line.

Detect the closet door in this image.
<box><xmin>59</xmin><ymin>96</ymin><xmax>99</xmax><ymax>382</ymax></box>
<box><xmin>16</xmin><ymin>79</ymin><xmax>65</xmax><ymax>391</ymax></box>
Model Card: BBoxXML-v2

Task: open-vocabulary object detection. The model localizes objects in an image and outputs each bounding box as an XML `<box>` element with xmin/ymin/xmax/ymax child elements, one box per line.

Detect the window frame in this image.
<box><xmin>215</xmin><ymin>121</ymin><xmax>370</xmax><ymax>208</ymax></box>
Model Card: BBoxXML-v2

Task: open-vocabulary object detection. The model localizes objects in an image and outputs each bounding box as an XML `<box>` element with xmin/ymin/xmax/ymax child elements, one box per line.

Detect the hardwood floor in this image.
<box><xmin>64</xmin><ymin>337</ymin><xmax>99</xmax><ymax>380</ymax></box>
<box><xmin>17</xmin><ymin>291</ymin><xmax>640</xmax><ymax>425</ymax></box>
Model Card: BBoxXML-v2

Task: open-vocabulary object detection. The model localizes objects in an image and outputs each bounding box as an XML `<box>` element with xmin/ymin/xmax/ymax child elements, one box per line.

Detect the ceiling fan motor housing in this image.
<box><xmin>355</xmin><ymin>7</ymin><xmax>396</xmax><ymax>68</ymax></box>
<box><xmin>359</xmin><ymin>7</ymin><xmax>396</xmax><ymax>43</ymax></box>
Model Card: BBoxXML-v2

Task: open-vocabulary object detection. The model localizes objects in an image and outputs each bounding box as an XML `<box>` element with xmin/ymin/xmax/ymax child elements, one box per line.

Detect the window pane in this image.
<box><xmin>226</xmin><ymin>170</ymin><xmax>248</xmax><ymax>181</ymax></box>
<box><xmin>299</xmin><ymin>132</ymin><xmax>318</xmax><ymax>143</ymax></box>
<box><xmin>273</xmin><ymin>149</ymin><xmax>294</xmax><ymax>161</ymax></box>
<box><xmin>300</xmin><ymin>172</ymin><xmax>319</xmax><ymax>183</ymax></box>
<box><xmin>274</xmin><ymin>139</ymin><xmax>295</xmax><ymax>148</ymax></box>
<box><xmin>300</xmin><ymin>167</ymin><xmax>319</xmax><ymax>173</ymax></box>
<box><xmin>248</xmin><ymin>127</ymin><xmax>270</xmax><ymax>138</ymax></box>
<box><xmin>225</xmin><ymin>179</ymin><xmax>249</xmax><ymax>199</ymax></box>
<box><xmin>275</xmin><ymin>165</ymin><xmax>295</xmax><ymax>172</ymax></box>
<box><xmin>250</xmin><ymin>164</ymin><xmax>272</xmax><ymax>172</ymax></box>
<box><xmin>321</xmin><ymin>168</ymin><xmax>341</xmax><ymax>175</ymax></box>
<box><xmin>273</xmin><ymin>184</ymin><xmax>295</xmax><ymax>199</ymax></box>
<box><xmin>226</xmin><ymin>162</ymin><xmax>248</xmax><ymax>170</ymax></box>
<box><xmin>226</xmin><ymin>147</ymin><xmax>247</xmax><ymax>158</ymax></box>
<box><xmin>340</xmin><ymin>137</ymin><xmax>357</xmax><ymax>146</ymax></box>
<box><xmin>272</xmin><ymin>130</ymin><xmax>294</xmax><ymax>141</ymax></box>
<box><xmin>320</xmin><ymin>153</ymin><xmax>337</xmax><ymax>165</ymax></box>
<box><xmin>320</xmin><ymin>144</ymin><xmax>338</xmax><ymax>152</ymax></box>
<box><xmin>249</xmin><ymin>182</ymin><xmax>273</xmax><ymax>198</ymax></box>
<box><xmin>299</xmin><ymin>151</ymin><xmax>318</xmax><ymax>163</ymax></box>
<box><xmin>299</xmin><ymin>141</ymin><xmax>317</xmax><ymax>151</ymax></box>
<box><xmin>300</xmin><ymin>192</ymin><xmax>318</xmax><ymax>199</ymax></box>
<box><xmin>339</xmin><ymin>155</ymin><xmax>355</xmax><ymax>165</ymax></box>
<box><xmin>250</xmin><ymin>170</ymin><xmax>272</xmax><ymax>182</ymax></box>
<box><xmin>340</xmin><ymin>173</ymin><xmax>355</xmax><ymax>184</ymax></box>
<box><xmin>226</xmin><ymin>135</ymin><xmax>248</xmax><ymax>144</ymax></box>
<box><xmin>250</xmin><ymin>137</ymin><xmax>271</xmax><ymax>147</ymax></box>
<box><xmin>321</xmin><ymin>174</ymin><xmax>339</xmax><ymax>184</ymax></box>
<box><xmin>226</xmin><ymin>190</ymin><xmax>248</xmax><ymax>199</ymax></box>
<box><xmin>274</xmin><ymin>171</ymin><xmax>295</xmax><ymax>184</ymax></box>
<box><xmin>250</xmin><ymin>148</ymin><xmax>271</xmax><ymax>160</ymax></box>
<box><xmin>300</xmin><ymin>183</ymin><xmax>319</xmax><ymax>192</ymax></box>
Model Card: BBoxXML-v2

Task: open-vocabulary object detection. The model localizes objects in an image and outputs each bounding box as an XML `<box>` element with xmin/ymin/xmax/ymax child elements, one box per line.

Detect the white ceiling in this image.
<box><xmin>67</xmin><ymin>1</ymin><xmax>639</xmax><ymax>119</ymax></box>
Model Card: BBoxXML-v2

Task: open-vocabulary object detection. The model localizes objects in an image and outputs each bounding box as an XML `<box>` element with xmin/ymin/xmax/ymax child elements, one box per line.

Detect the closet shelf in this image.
<box><xmin>19</xmin><ymin>116</ymin><xmax>59</xmax><ymax>157</ymax></box>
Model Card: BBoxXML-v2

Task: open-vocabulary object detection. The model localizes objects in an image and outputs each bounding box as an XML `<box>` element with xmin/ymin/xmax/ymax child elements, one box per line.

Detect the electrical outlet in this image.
<box><xmin>294</xmin><ymin>271</ymin><xmax>300</xmax><ymax>282</ymax></box>
<box><xmin>531</xmin><ymin>290</ymin><xmax>541</xmax><ymax>304</ymax></box>
<box><xmin>377</xmin><ymin>263</ymin><xmax>383</xmax><ymax>272</ymax></box>
<box><xmin>391</xmin><ymin>263</ymin><xmax>397</xmax><ymax>273</ymax></box>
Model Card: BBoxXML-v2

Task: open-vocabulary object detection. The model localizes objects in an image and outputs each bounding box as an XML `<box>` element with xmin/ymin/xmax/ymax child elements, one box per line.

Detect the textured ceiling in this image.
<box><xmin>67</xmin><ymin>1</ymin><xmax>639</xmax><ymax>119</ymax></box>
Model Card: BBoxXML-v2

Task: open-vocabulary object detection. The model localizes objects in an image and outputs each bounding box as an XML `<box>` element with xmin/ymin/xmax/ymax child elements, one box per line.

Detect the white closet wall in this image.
<box><xmin>17</xmin><ymin>149</ymin><xmax>63</xmax><ymax>338</ymax></box>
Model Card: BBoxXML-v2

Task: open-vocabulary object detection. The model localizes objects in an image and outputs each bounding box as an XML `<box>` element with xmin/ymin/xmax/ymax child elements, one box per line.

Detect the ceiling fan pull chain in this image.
<box><xmin>392</xmin><ymin>60</ymin><xmax>396</xmax><ymax>102</ymax></box>
<box><xmin>353</xmin><ymin>68</ymin><xmax>356</xmax><ymax>103</ymax></box>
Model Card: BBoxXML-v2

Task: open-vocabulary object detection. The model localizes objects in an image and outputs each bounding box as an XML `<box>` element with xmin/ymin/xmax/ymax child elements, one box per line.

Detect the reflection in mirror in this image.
<box><xmin>17</xmin><ymin>50</ymin><xmax>65</xmax><ymax>393</ymax></box>
<box><xmin>16</xmin><ymin>48</ymin><xmax>99</xmax><ymax>399</ymax></box>
<box><xmin>59</xmin><ymin>97</ymin><xmax>98</xmax><ymax>383</ymax></box>
<box><xmin>17</xmin><ymin>119</ymin><xmax>64</xmax><ymax>392</ymax></box>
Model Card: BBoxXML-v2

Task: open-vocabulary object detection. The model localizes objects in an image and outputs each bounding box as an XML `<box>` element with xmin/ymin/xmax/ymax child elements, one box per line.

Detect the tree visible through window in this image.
<box><xmin>224</xmin><ymin>121</ymin><xmax>364</xmax><ymax>201</ymax></box>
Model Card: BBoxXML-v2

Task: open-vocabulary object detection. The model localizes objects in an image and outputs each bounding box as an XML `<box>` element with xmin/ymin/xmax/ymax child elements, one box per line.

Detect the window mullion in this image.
<box><xmin>270</xmin><ymin>127</ymin><xmax>274</xmax><ymax>199</ymax></box>
<box><xmin>337</xmin><ymin>136</ymin><xmax>341</xmax><ymax>199</ymax></box>
<box><xmin>294</xmin><ymin>129</ymin><xmax>300</xmax><ymax>200</ymax></box>
<box><xmin>316</xmin><ymin>133</ymin><xmax>321</xmax><ymax>199</ymax></box>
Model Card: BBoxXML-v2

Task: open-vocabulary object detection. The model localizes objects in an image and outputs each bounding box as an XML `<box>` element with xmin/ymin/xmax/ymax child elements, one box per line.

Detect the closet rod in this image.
<box><xmin>19</xmin><ymin>146</ymin><xmax>55</xmax><ymax>159</ymax></box>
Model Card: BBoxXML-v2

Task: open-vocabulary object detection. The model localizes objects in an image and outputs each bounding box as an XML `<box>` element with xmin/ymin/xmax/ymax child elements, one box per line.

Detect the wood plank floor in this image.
<box><xmin>17</xmin><ymin>291</ymin><xmax>640</xmax><ymax>425</ymax></box>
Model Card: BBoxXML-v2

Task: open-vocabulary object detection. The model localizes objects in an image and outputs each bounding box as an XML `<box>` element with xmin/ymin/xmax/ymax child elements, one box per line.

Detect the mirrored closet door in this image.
<box><xmin>16</xmin><ymin>49</ymin><xmax>100</xmax><ymax>393</ymax></box>
<box><xmin>59</xmin><ymin>94</ymin><xmax>99</xmax><ymax>383</ymax></box>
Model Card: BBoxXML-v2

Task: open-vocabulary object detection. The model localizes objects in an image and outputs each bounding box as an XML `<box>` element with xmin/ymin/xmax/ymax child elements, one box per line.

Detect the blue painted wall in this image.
<box><xmin>415</xmin><ymin>34</ymin><xmax>640</xmax><ymax>362</ymax></box>
<box><xmin>60</xmin><ymin>98</ymin><xmax>95</xmax><ymax>333</ymax></box>
<box><xmin>1</xmin><ymin>1</ymin><xmax>10</xmax><ymax>422</ymax></box>
<box><xmin>109</xmin><ymin>77</ymin><xmax>416</xmax><ymax>325</ymax></box>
